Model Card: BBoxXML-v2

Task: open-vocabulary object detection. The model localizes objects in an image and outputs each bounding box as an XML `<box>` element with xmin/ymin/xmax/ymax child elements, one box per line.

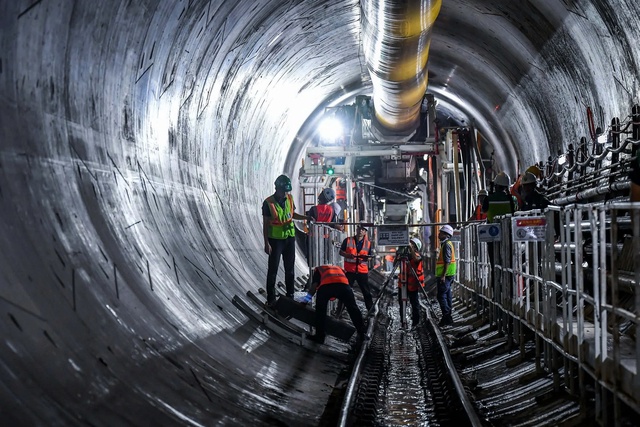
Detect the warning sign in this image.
<box><xmin>377</xmin><ymin>225</ymin><xmax>409</xmax><ymax>246</ymax></box>
<box><xmin>477</xmin><ymin>224</ymin><xmax>502</xmax><ymax>242</ymax></box>
<box><xmin>511</xmin><ymin>216</ymin><xmax>547</xmax><ymax>241</ymax></box>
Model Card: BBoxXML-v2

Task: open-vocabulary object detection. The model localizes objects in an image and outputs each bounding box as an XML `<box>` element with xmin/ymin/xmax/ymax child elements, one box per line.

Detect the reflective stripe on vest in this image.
<box><xmin>435</xmin><ymin>240</ymin><xmax>457</xmax><ymax>277</ymax></box>
<box><xmin>266</xmin><ymin>194</ymin><xmax>295</xmax><ymax>239</ymax></box>
<box><xmin>343</xmin><ymin>237</ymin><xmax>371</xmax><ymax>273</ymax></box>
<box><xmin>316</xmin><ymin>265</ymin><xmax>349</xmax><ymax>289</ymax></box>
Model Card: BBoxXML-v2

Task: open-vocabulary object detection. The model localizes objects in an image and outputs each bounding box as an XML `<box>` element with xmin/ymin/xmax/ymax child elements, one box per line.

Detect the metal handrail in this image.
<box><xmin>457</xmin><ymin>203</ymin><xmax>640</xmax><ymax>416</ymax></box>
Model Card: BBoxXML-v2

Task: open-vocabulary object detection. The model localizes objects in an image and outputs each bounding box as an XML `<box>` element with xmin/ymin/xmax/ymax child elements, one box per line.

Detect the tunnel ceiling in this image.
<box><xmin>1</xmin><ymin>0</ymin><xmax>640</xmax><ymax>425</ymax></box>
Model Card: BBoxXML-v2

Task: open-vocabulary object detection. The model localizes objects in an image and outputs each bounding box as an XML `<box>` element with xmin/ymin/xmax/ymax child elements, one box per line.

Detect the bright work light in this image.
<box><xmin>318</xmin><ymin>117</ymin><xmax>343</xmax><ymax>142</ymax></box>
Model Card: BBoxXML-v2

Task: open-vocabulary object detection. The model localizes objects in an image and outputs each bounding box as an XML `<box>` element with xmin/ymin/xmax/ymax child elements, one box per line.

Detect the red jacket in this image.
<box><xmin>314</xmin><ymin>204</ymin><xmax>333</xmax><ymax>222</ymax></box>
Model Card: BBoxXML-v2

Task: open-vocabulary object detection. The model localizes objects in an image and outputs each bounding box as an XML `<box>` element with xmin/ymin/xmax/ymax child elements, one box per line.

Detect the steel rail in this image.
<box><xmin>422</xmin><ymin>300</ymin><xmax>484</xmax><ymax>427</ymax></box>
<box><xmin>337</xmin><ymin>304</ymin><xmax>378</xmax><ymax>427</ymax></box>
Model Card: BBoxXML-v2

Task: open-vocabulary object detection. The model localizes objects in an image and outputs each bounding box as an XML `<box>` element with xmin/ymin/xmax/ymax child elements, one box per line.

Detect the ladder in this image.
<box><xmin>299</xmin><ymin>175</ymin><xmax>329</xmax><ymax>214</ymax></box>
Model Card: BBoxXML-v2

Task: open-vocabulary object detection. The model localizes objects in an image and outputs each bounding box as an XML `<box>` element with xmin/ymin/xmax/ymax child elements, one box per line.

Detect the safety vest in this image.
<box><xmin>336</xmin><ymin>179</ymin><xmax>346</xmax><ymax>201</ymax></box>
<box><xmin>316</xmin><ymin>265</ymin><xmax>350</xmax><ymax>289</ymax></box>
<box><xmin>474</xmin><ymin>205</ymin><xmax>487</xmax><ymax>221</ymax></box>
<box><xmin>315</xmin><ymin>204</ymin><xmax>333</xmax><ymax>222</ymax></box>
<box><xmin>407</xmin><ymin>257</ymin><xmax>424</xmax><ymax>291</ymax></box>
<box><xmin>435</xmin><ymin>240</ymin><xmax>457</xmax><ymax>277</ymax></box>
<box><xmin>265</xmin><ymin>194</ymin><xmax>295</xmax><ymax>239</ymax></box>
<box><xmin>343</xmin><ymin>236</ymin><xmax>371</xmax><ymax>273</ymax></box>
<box><xmin>385</xmin><ymin>248</ymin><xmax>396</xmax><ymax>263</ymax></box>
<box><xmin>486</xmin><ymin>192</ymin><xmax>515</xmax><ymax>223</ymax></box>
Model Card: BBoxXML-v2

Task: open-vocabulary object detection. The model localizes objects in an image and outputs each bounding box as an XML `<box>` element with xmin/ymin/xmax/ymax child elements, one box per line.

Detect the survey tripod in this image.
<box><xmin>370</xmin><ymin>247</ymin><xmax>425</xmax><ymax>328</ymax></box>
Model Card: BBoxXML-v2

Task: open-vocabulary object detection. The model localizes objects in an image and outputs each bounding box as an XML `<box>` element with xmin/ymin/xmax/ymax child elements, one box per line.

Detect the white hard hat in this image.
<box><xmin>440</xmin><ymin>225</ymin><xmax>454</xmax><ymax>236</ymax></box>
<box><xmin>478</xmin><ymin>189</ymin><xmax>488</xmax><ymax>196</ymax></box>
<box><xmin>521</xmin><ymin>172</ymin><xmax>537</xmax><ymax>185</ymax></box>
<box><xmin>494</xmin><ymin>172</ymin><xmax>511</xmax><ymax>187</ymax></box>
<box><xmin>410</xmin><ymin>237</ymin><xmax>422</xmax><ymax>251</ymax></box>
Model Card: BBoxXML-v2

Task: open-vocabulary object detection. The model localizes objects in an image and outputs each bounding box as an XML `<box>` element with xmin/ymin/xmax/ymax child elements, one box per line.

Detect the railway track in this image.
<box><xmin>339</xmin><ymin>290</ymin><xmax>481</xmax><ymax>426</ymax></box>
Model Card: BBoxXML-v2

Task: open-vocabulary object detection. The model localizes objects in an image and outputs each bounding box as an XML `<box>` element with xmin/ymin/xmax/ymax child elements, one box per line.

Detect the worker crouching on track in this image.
<box><xmin>401</xmin><ymin>237</ymin><xmax>424</xmax><ymax>330</ymax></box>
<box><xmin>301</xmin><ymin>265</ymin><xmax>367</xmax><ymax>344</ymax></box>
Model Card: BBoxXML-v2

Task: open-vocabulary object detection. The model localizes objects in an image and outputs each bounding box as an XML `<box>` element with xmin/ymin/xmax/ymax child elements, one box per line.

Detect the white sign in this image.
<box><xmin>477</xmin><ymin>224</ymin><xmax>502</xmax><ymax>242</ymax></box>
<box><xmin>512</xmin><ymin>216</ymin><xmax>547</xmax><ymax>242</ymax></box>
<box><xmin>377</xmin><ymin>225</ymin><xmax>409</xmax><ymax>246</ymax></box>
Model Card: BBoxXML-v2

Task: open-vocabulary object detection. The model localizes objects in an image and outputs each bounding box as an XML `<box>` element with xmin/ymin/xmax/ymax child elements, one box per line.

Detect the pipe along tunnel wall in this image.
<box><xmin>1</xmin><ymin>0</ymin><xmax>640</xmax><ymax>424</ymax></box>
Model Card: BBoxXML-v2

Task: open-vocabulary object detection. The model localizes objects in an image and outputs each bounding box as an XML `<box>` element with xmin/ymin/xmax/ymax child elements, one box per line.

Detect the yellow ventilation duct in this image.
<box><xmin>361</xmin><ymin>0</ymin><xmax>441</xmax><ymax>133</ymax></box>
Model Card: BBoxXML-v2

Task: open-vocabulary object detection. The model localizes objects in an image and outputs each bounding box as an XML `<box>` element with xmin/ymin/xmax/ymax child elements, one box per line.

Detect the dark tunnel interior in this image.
<box><xmin>1</xmin><ymin>0</ymin><xmax>639</xmax><ymax>424</ymax></box>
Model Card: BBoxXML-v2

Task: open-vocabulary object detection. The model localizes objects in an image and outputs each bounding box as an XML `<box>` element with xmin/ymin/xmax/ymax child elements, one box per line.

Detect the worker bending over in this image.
<box><xmin>301</xmin><ymin>265</ymin><xmax>367</xmax><ymax>344</ymax></box>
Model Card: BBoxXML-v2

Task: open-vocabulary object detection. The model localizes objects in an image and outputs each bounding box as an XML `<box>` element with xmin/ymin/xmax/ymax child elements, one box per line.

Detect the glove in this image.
<box><xmin>302</xmin><ymin>293</ymin><xmax>313</xmax><ymax>304</ymax></box>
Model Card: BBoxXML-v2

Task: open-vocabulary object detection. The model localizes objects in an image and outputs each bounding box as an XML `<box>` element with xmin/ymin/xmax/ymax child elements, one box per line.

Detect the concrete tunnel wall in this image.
<box><xmin>0</xmin><ymin>0</ymin><xmax>639</xmax><ymax>424</ymax></box>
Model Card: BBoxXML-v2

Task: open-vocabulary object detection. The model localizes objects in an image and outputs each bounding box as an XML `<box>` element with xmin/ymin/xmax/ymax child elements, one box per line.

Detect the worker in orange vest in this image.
<box><xmin>385</xmin><ymin>247</ymin><xmax>396</xmax><ymax>272</ymax></box>
<box><xmin>334</xmin><ymin>178</ymin><xmax>348</xmax><ymax>221</ymax></box>
<box><xmin>400</xmin><ymin>238</ymin><xmax>424</xmax><ymax>329</ymax></box>
<box><xmin>339</xmin><ymin>223</ymin><xmax>374</xmax><ymax>310</ymax></box>
<box><xmin>335</xmin><ymin>178</ymin><xmax>347</xmax><ymax>201</ymax></box>
<box><xmin>300</xmin><ymin>265</ymin><xmax>367</xmax><ymax>344</ymax></box>
<box><xmin>469</xmin><ymin>189</ymin><xmax>488</xmax><ymax>221</ymax></box>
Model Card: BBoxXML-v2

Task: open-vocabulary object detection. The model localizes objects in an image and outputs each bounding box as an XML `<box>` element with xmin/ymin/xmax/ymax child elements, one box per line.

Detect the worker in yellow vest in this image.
<box><xmin>262</xmin><ymin>174</ymin><xmax>309</xmax><ymax>307</ymax></box>
<box><xmin>436</xmin><ymin>225</ymin><xmax>457</xmax><ymax>326</ymax></box>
